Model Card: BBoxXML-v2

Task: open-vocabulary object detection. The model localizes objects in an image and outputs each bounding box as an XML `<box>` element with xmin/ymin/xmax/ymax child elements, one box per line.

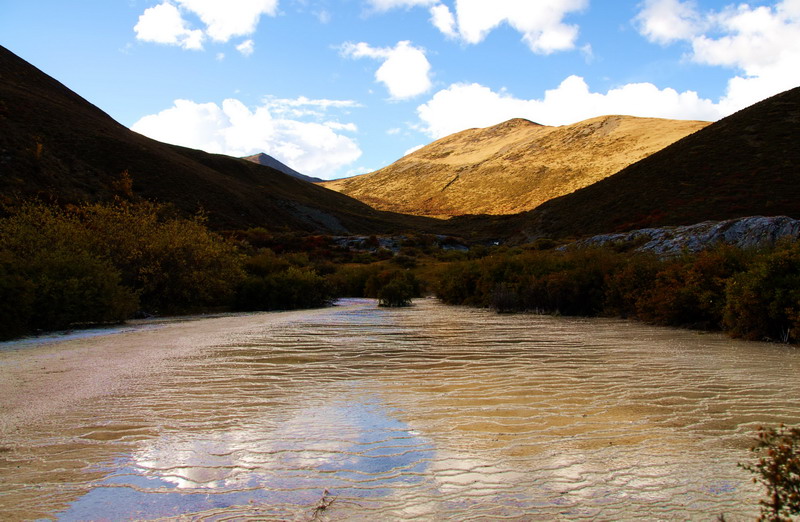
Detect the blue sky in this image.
<box><xmin>1</xmin><ymin>1</ymin><xmax>798</xmax><ymax>179</ymax></box>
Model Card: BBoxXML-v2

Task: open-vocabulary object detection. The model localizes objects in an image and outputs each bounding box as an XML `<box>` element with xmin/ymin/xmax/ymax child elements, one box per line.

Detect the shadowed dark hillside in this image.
<box><xmin>0</xmin><ymin>45</ymin><xmax>452</xmax><ymax>235</ymax></box>
<box><xmin>520</xmin><ymin>86</ymin><xmax>800</xmax><ymax>240</ymax></box>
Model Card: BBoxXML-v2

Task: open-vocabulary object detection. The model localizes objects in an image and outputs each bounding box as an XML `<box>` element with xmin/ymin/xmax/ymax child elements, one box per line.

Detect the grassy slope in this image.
<box><xmin>516</xmin><ymin>86</ymin><xmax>800</xmax><ymax>240</ymax></box>
<box><xmin>0</xmin><ymin>45</ymin><xmax>450</xmax><ymax>235</ymax></box>
<box><xmin>322</xmin><ymin>116</ymin><xmax>708</xmax><ymax>217</ymax></box>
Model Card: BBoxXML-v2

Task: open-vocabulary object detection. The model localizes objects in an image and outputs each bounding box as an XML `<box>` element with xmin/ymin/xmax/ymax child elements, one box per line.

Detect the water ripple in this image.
<box><xmin>2</xmin><ymin>299</ymin><xmax>799</xmax><ymax>520</ymax></box>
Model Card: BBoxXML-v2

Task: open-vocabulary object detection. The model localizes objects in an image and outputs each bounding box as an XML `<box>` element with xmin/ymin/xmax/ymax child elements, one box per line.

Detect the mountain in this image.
<box><xmin>242</xmin><ymin>153</ymin><xmax>323</xmax><ymax>183</ymax></box>
<box><xmin>321</xmin><ymin>115</ymin><xmax>709</xmax><ymax>218</ymax></box>
<box><xmin>517</xmin><ymin>85</ymin><xmax>800</xmax><ymax>240</ymax></box>
<box><xmin>0</xmin><ymin>45</ymin><xmax>447</xmax><ymax>235</ymax></box>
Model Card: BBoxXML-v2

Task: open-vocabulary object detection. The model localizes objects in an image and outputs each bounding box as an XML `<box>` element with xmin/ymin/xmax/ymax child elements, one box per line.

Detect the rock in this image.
<box><xmin>567</xmin><ymin>216</ymin><xmax>800</xmax><ymax>256</ymax></box>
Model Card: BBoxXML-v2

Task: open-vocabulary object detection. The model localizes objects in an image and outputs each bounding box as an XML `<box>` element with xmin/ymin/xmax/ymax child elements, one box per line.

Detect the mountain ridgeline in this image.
<box><xmin>242</xmin><ymin>153</ymin><xmax>324</xmax><ymax>184</ymax></box>
<box><xmin>517</xmin><ymin>85</ymin><xmax>800</xmax><ymax>241</ymax></box>
<box><xmin>322</xmin><ymin>115</ymin><xmax>709</xmax><ymax>217</ymax></box>
<box><xmin>0</xmin><ymin>45</ymin><xmax>449</xmax><ymax>235</ymax></box>
<box><xmin>1</xmin><ymin>43</ymin><xmax>799</xmax><ymax>243</ymax></box>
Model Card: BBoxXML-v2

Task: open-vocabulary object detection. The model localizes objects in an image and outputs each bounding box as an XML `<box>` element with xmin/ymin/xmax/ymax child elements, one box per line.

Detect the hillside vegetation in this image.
<box><xmin>322</xmin><ymin>116</ymin><xmax>708</xmax><ymax>217</ymax></box>
<box><xmin>0</xmin><ymin>45</ymin><xmax>450</xmax><ymax>236</ymax></box>
<box><xmin>518</xmin><ymin>86</ymin><xmax>800</xmax><ymax>240</ymax></box>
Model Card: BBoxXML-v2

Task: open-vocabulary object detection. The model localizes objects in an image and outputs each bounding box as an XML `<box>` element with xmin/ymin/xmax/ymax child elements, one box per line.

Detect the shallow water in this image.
<box><xmin>1</xmin><ymin>298</ymin><xmax>799</xmax><ymax>520</ymax></box>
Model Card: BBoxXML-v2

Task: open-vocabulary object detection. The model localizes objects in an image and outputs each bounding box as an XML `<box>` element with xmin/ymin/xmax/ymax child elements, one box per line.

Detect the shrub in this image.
<box><xmin>26</xmin><ymin>249</ymin><xmax>138</xmax><ymax>330</ymax></box>
<box><xmin>724</xmin><ymin>244</ymin><xmax>800</xmax><ymax>342</ymax></box>
<box><xmin>742</xmin><ymin>425</ymin><xmax>800</xmax><ymax>521</ymax></box>
<box><xmin>604</xmin><ymin>253</ymin><xmax>661</xmax><ymax>318</ymax></box>
<box><xmin>234</xmin><ymin>267</ymin><xmax>333</xmax><ymax>311</ymax></box>
<box><xmin>328</xmin><ymin>264</ymin><xmax>382</xmax><ymax>297</ymax></box>
<box><xmin>435</xmin><ymin>261</ymin><xmax>484</xmax><ymax>306</ymax></box>
<box><xmin>636</xmin><ymin>247</ymin><xmax>751</xmax><ymax>329</ymax></box>
<box><xmin>0</xmin><ymin>253</ymin><xmax>35</xmax><ymax>340</ymax></box>
<box><xmin>377</xmin><ymin>277</ymin><xmax>415</xmax><ymax>307</ymax></box>
<box><xmin>0</xmin><ymin>200</ymin><xmax>245</xmax><ymax>337</ymax></box>
<box><xmin>366</xmin><ymin>270</ymin><xmax>421</xmax><ymax>301</ymax></box>
<box><xmin>76</xmin><ymin>201</ymin><xmax>245</xmax><ymax>313</ymax></box>
<box><xmin>0</xmin><ymin>203</ymin><xmax>138</xmax><ymax>337</ymax></box>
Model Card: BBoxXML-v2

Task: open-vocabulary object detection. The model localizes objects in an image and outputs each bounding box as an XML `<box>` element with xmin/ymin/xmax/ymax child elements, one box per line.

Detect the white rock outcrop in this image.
<box><xmin>570</xmin><ymin>216</ymin><xmax>800</xmax><ymax>256</ymax></box>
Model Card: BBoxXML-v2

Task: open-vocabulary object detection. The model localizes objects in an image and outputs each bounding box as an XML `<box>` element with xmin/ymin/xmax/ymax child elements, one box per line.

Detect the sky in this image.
<box><xmin>1</xmin><ymin>1</ymin><xmax>798</xmax><ymax>180</ymax></box>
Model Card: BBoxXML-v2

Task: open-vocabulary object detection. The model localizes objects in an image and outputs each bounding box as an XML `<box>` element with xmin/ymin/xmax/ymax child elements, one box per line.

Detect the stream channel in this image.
<box><xmin>1</xmin><ymin>298</ymin><xmax>799</xmax><ymax>520</ymax></box>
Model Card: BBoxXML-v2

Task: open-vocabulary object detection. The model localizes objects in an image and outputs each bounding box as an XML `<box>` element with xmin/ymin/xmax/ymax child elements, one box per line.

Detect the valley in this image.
<box><xmin>1</xmin><ymin>41</ymin><xmax>799</xmax><ymax>521</ymax></box>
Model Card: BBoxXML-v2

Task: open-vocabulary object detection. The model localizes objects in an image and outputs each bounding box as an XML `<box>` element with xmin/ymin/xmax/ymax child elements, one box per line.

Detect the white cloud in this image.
<box><xmin>404</xmin><ymin>144</ymin><xmax>425</xmax><ymax>155</ymax></box>
<box><xmin>634</xmin><ymin>0</ymin><xmax>703</xmax><ymax>45</ymax></box>
<box><xmin>316</xmin><ymin>10</ymin><xmax>332</xmax><ymax>24</ymax></box>
<box><xmin>416</xmin><ymin>77</ymin><xmax>724</xmax><ymax>139</ymax></box>
<box><xmin>453</xmin><ymin>0</ymin><xmax>588</xmax><ymax>53</ymax></box>
<box><xmin>344</xmin><ymin>166</ymin><xmax>375</xmax><ymax>177</ymax></box>
<box><xmin>236</xmin><ymin>39</ymin><xmax>255</xmax><ymax>56</ymax></box>
<box><xmin>365</xmin><ymin>0</ymin><xmax>437</xmax><ymax>12</ymax></box>
<box><xmin>372</xmin><ymin>0</ymin><xmax>588</xmax><ymax>54</ymax></box>
<box><xmin>262</xmin><ymin>96</ymin><xmax>362</xmax><ymax>118</ymax></box>
<box><xmin>325</xmin><ymin>121</ymin><xmax>358</xmax><ymax>132</ymax></box>
<box><xmin>134</xmin><ymin>2</ymin><xmax>205</xmax><ymax>50</ymax></box>
<box><xmin>131</xmin><ymin>97</ymin><xmax>362</xmax><ymax>179</ymax></box>
<box><xmin>635</xmin><ymin>0</ymin><xmax>800</xmax><ymax>115</ymax></box>
<box><xmin>135</xmin><ymin>0</ymin><xmax>277</xmax><ymax>51</ymax></box>
<box><xmin>429</xmin><ymin>3</ymin><xmax>457</xmax><ymax>38</ymax></box>
<box><xmin>341</xmin><ymin>40</ymin><xmax>433</xmax><ymax>99</ymax></box>
<box><xmin>175</xmin><ymin>0</ymin><xmax>278</xmax><ymax>42</ymax></box>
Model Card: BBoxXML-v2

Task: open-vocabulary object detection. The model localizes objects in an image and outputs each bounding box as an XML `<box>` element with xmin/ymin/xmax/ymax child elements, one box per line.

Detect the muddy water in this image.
<box><xmin>1</xmin><ymin>298</ymin><xmax>799</xmax><ymax>520</ymax></box>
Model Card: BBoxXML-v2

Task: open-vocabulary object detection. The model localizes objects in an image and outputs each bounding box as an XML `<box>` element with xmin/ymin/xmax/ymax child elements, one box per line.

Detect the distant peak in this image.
<box><xmin>495</xmin><ymin>118</ymin><xmax>542</xmax><ymax>129</ymax></box>
<box><xmin>508</xmin><ymin>117</ymin><xmax>539</xmax><ymax>125</ymax></box>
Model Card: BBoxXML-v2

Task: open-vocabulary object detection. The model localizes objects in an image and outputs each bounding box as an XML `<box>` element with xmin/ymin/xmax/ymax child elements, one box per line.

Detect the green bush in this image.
<box><xmin>724</xmin><ymin>244</ymin><xmax>800</xmax><ymax>342</ymax></box>
<box><xmin>430</xmin><ymin>241</ymin><xmax>800</xmax><ymax>344</ymax></box>
<box><xmin>26</xmin><ymin>249</ymin><xmax>138</xmax><ymax>331</ymax></box>
<box><xmin>0</xmin><ymin>200</ymin><xmax>246</xmax><ymax>337</ymax></box>
<box><xmin>377</xmin><ymin>277</ymin><xmax>415</xmax><ymax>307</ymax></box>
<box><xmin>435</xmin><ymin>261</ymin><xmax>484</xmax><ymax>306</ymax></box>
<box><xmin>234</xmin><ymin>267</ymin><xmax>332</xmax><ymax>311</ymax></box>
<box><xmin>0</xmin><ymin>253</ymin><xmax>36</xmax><ymax>340</ymax></box>
<box><xmin>76</xmin><ymin>201</ymin><xmax>245</xmax><ymax>313</ymax></box>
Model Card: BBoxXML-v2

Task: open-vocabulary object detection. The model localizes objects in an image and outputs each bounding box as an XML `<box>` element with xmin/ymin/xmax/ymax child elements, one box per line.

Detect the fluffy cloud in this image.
<box><xmin>134</xmin><ymin>2</ymin><xmax>204</xmax><ymax>50</ymax></box>
<box><xmin>452</xmin><ymin>0</ymin><xmax>588</xmax><ymax>53</ymax></box>
<box><xmin>341</xmin><ymin>41</ymin><xmax>432</xmax><ymax>99</ymax></box>
<box><xmin>429</xmin><ymin>3</ymin><xmax>457</xmax><ymax>38</ymax></box>
<box><xmin>130</xmin><ymin>97</ymin><xmax>362</xmax><ymax>179</ymax></box>
<box><xmin>177</xmin><ymin>0</ymin><xmax>278</xmax><ymax>42</ymax></box>
<box><xmin>369</xmin><ymin>0</ymin><xmax>588</xmax><ymax>54</ymax></box>
<box><xmin>134</xmin><ymin>0</ymin><xmax>277</xmax><ymax>50</ymax></box>
<box><xmin>634</xmin><ymin>0</ymin><xmax>703</xmax><ymax>44</ymax></box>
<box><xmin>416</xmin><ymin>76</ymin><xmax>724</xmax><ymax>139</ymax></box>
<box><xmin>635</xmin><ymin>0</ymin><xmax>800</xmax><ymax>113</ymax></box>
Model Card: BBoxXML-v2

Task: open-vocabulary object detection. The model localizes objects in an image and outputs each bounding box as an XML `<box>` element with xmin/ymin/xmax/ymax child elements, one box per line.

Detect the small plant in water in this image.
<box><xmin>741</xmin><ymin>425</ymin><xmax>800</xmax><ymax>521</ymax></box>
<box><xmin>310</xmin><ymin>489</ymin><xmax>337</xmax><ymax>521</ymax></box>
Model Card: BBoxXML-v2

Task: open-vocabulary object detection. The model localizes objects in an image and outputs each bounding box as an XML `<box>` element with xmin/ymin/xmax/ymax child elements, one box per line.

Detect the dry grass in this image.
<box><xmin>322</xmin><ymin>115</ymin><xmax>708</xmax><ymax>218</ymax></box>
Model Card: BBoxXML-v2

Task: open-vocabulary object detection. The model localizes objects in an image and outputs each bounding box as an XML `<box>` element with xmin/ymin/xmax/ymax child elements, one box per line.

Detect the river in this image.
<box><xmin>1</xmin><ymin>298</ymin><xmax>798</xmax><ymax>520</ymax></box>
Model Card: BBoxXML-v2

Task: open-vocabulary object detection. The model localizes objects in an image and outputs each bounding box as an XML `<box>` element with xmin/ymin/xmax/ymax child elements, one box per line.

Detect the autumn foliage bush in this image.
<box><xmin>435</xmin><ymin>241</ymin><xmax>800</xmax><ymax>343</ymax></box>
<box><xmin>0</xmin><ymin>201</ymin><xmax>244</xmax><ymax>339</ymax></box>
<box><xmin>742</xmin><ymin>425</ymin><xmax>800</xmax><ymax>521</ymax></box>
